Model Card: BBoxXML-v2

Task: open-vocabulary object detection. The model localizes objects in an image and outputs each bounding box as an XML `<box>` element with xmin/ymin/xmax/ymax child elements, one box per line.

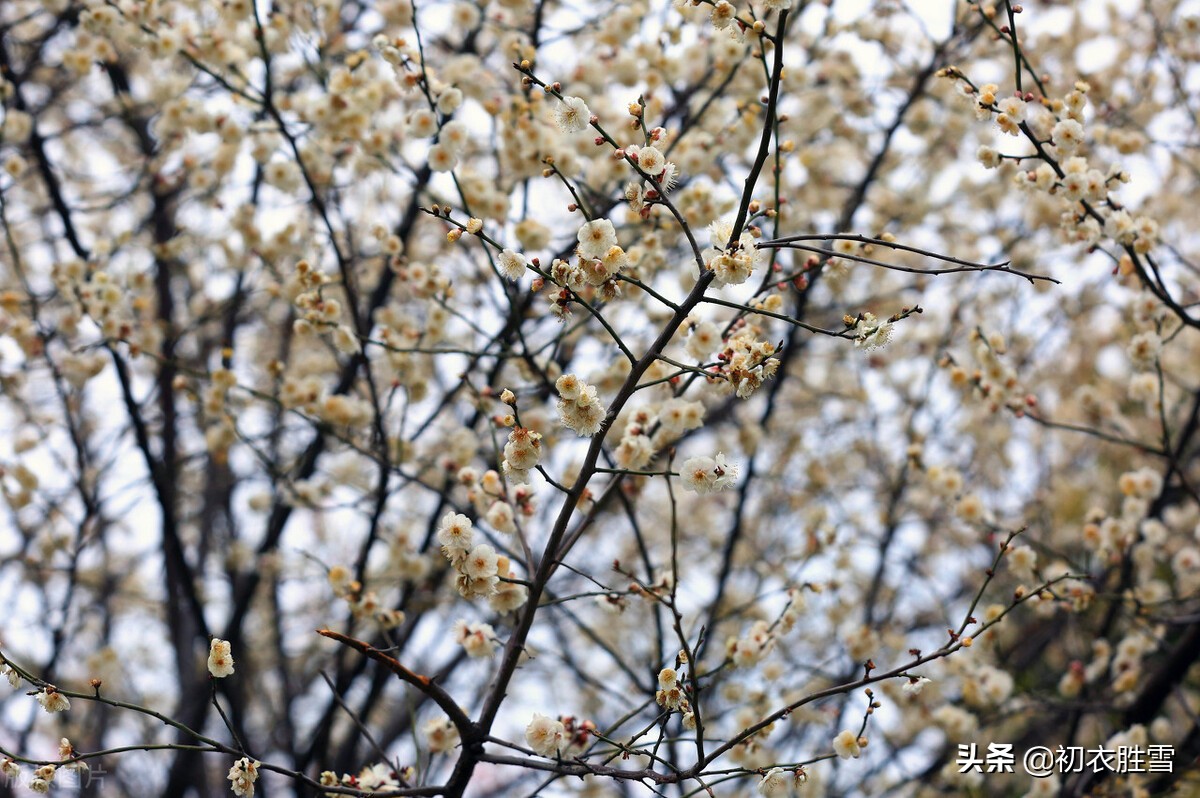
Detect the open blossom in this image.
<box><xmin>35</xmin><ymin>688</ymin><xmax>70</xmax><ymax>713</ymax></box>
<box><xmin>208</xmin><ymin>638</ymin><xmax>235</xmax><ymax>678</ymax></box>
<box><xmin>1126</xmin><ymin>330</ymin><xmax>1161</xmax><ymax>366</ymax></box>
<box><xmin>853</xmin><ymin>312</ymin><xmax>893</xmax><ymax>350</ymax></box>
<box><xmin>437</xmin><ymin>512</ymin><xmax>475</xmax><ymax>556</ymax></box>
<box><xmin>462</xmin><ymin>543</ymin><xmax>499</xmax><ymax>580</ymax></box>
<box><xmin>635</xmin><ymin>145</ymin><xmax>666</xmax><ymax>176</ymax></box>
<box><xmin>497</xmin><ymin>249</ymin><xmax>527</xmax><ymax>281</ymax></box>
<box><xmin>553</xmin><ymin>96</ymin><xmax>590</xmax><ymax>134</ymax></box>
<box><xmin>686</xmin><ymin>320</ymin><xmax>722</xmax><ymax>360</ymax></box>
<box><xmin>526</xmin><ymin>713</ymin><xmax>566</xmax><ymax>757</ymax></box>
<box><xmin>833</xmin><ymin>729</ymin><xmax>862</xmax><ymax>759</ymax></box>
<box><xmin>423</xmin><ymin>716</ymin><xmax>461</xmax><ymax>754</ymax></box>
<box><xmin>456</xmin><ymin>545</ymin><xmax>501</xmax><ymax>599</ymax></box>
<box><xmin>485</xmin><ymin>500</ymin><xmax>517</xmax><ymax>534</ymax></box>
<box><xmin>576</xmin><ymin>218</ymin><xmax>617</xmax><ymax>260</ymax></box>
<box><xmin>680</xmin><ymin>453</ymin><xmax>739</xmax><ymax>493</ymax></box>
<box><xmin>710</xmin><ymin>0</ymin><xmax>737</xmax><ymax>29</ymax></box>
<box><xmin>427</xmin><ymin>143</ymin><xmax>458</xmax><ymax>172</ymax></box>
<box><xmin>1</xmin><ymin>663</ymin><xmax>19</xmax><ymax>688</ymax></box>
<box><xmin>227</xmin><ymin>757</ymin><xmax>260</xmax><ymax>797</ymax></box>
<box><xmin>757</xmin><ymin>768</ymin><xmax>790</xmax><ymax>796</ymax></box>
<box><xmin>357</xmin><ymin>763</ymin><xmax>399</xmax><ymax>791</ymax></box>
<box><xmin>1052</xmin><ymin>118</ymin><xmax>1085</xmax><ymax>152</ymax></box>
<box><xmin>903</xmin><ymin>676</ymin><xmax>932</xmax><ymax>696</ymax></box>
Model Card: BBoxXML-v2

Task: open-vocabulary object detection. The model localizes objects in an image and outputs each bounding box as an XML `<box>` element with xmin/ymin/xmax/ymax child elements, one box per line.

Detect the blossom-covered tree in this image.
<box><xmin>1</xmin><ymin>0</ymin><xmax>1198</xmax><ymax>796</ymax></box>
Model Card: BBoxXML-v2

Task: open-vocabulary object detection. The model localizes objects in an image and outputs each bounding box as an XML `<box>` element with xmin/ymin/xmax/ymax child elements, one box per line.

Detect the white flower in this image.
<box><xmin>332</xmin><ymin>324</ymin><xmax>360</xmax><ymax>355</ymax></box>
<box><xmin>526</xmin><ymin>713</ymin><xmax>566</xmax><ymax>757</ymax></box>
<box><xmin>227</xmin><ymin>757</ymin><xmax>260</xmax><ymax>797</ymax></box>
<box><xmin>1052</xmin><ymin>119</ymin><xmax>1085</xmax><ymax>152</ymax></box>
<box><xmin>902</xmin><ymin>676</ymin><xmax>932</xmax><ymax>696</ymax></box>
<box><xmin>357</xmin><ymin>762</ymin><xmax>398</xmax><ymax>790</ymax></box>
<box><xmin>757</xmin><ymin>768</ymin><xmax>790</xmax><ymax>796</ymax></box>
<box><xmin>833</xmin><ymin>729</ymin><xmax>861</xmax><ymax>759</ymax></box>
<box><xmin>711</xmin><ymin>0</ymin><xmax>737</xmax><ymax>30</ymax></box>
<box><xmin>462</xmin><ymin>544</ymin><xmax>499</xmax><ymax>580</ymax></box>
<box><xmin>686</xmin><ymin>321</ymin><xmax>721</xmax><ymax>360</ymax></box>
<box><xmin>853</xmin><ymin>312</ymin><xmax>893</xmax><ymax>350</ymax></box>
<box><xmin>977</xmin><ymin>145</ymin><xmax>1001</xmax><ymax>169</ymax></box>
<box><xmin>439</xmin><ymin>120</ymin><xmax>469</xmax><ymax>154</ymax></box>
<box><xmin>437</xmin><ymin>512</ymin><xmax>475</xmax><ymax>555</ymax></box>
<box><xmin>486</xmin><ymin>500</ymin><xmax>517</xmax><ymax>534</ymax></box>
<box><xmin>453</xmin><ymin>619</ymin><xmax>498</xmax><ymax>658</ymax></box>
<box><xmin>1123</xmin><ymin>328</ymin><xmax>1161</xmax><ymax>364</ymax></box>
<box><xmin>35</xmin><ymin>688</ymin><xmax>71</xmax><ymax>713</ymax></box>
<box><xmin>553</xmin><ymin>96</ymin><xmax>590</xmax><ymax>134</ymax></box>
<box><xmin>1</xmin><ymin>663</ymin><xmax>19</xmax><ymax>688</ymax></box>
<box><xmin>997</xmin><ymin>96</ymin><xmax>1026</xmax><ymax>122</ymax></box>
<box><xmin>423</xmin><ymin>716</ymin><xmax>461</xmax><ymax>754</ymax></box>
<box><xmin>408</xmin><ymin>109</ymin><xmax>438</xmax><ymax>138</ymax></box>
<box><xmin>436</xmin><ymin>87</ymin><xmax>463</xmax><ymax>115</ymax></box>
<box><xmin>636</xmin><ymin>145</ymin><xmax>665</xmax><ymax>176</ymax></box>
<box><xmin>428</xmin><ymin>143</ymin><xmax>458</xmax><ymax>172</ymax></box>
<box><xmin>659</xmin><ymin>161</ymin><xmax>679</xmax><ymax>192</ymax></box>
<box><xmin>498</xmin><ymin>249</ymin><xmax>527</xmax><ymax>280</ymax></box>
<box><xmin>208</xmin><ymin>638</ymin><xmax>235</xmax><ymax>678</ymax></box>
<box><xmin>680</xmin><ymin>453</ymin><xmax>739</xmax><ymax>493</ymax></box>
<box><xmin>576</xmin><ymin>218</ymin><xmax>617</xmax><ymax>260</ymax></box>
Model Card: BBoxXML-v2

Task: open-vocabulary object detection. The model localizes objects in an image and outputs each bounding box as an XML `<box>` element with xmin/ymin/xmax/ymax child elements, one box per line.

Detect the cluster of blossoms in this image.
<box><xmin>0</xmin><ymin>739</ymin><xmax>86</xmax><ymax>795</ymax></box>
<box><xmin>555</xmin><ymin>374</ymin><xmax>606</xmax><ymax>436</ymax></box>
<box><xmin>226</xmin><ymin>758</ymin><xmax>260</xmax><ymax>798</ymax></box>
<box><xmin>327</xmin><ymin>565</ymin><xmax>407</xmax><ymax>630</ymax></box>
<box><xmin>713</xmin><ymin>322</ymin><xmax>781</xmax><ymax>398</ymax></box>
<box><xmin>849</xmin><ymin>312</ymin><xmax>893</xmax><ymax>351</ymax></box>
<box><xmin>611</xmin><ymin>396</ymin><xmax>706</xmax><ymax>470</ymax></box>
<box><xmin>655</xmin><ymin>665</ymin><xmax>697</xmax><ymax>729</ymax></box>
<box><xmin>319</xmin><ymin>762</ymin><xmax>414</xmax><ymax>796</ymax></box>
<box><xmin>502</xmin><ymin>424</ymin><xmax>543</xmax><ymax>483</ymax></box>
<box><xmin>951</xmin><ymin>70</ymin><xmax>1163</xmax><ymax>264</ymax></box>
<box><xmin>940</xmin><ymin>328</ymin><xmax>1028</xmax><ymax>415</ymax></box>
<box><xmin>680</xmin><ymin>452</ymin><xmax>739</xmax><ymax>494</ymax></box>
<box><xmin>436</xmin><ymin>512</ymin><xmax>500</xmax><ymax>600</ymax></box>
<box><xmin>701</xmin><ymin>219</ymin><xmax>764</xmax><ymax>286</ymax></box>
<box><xmin>541</xmin><ymin>218</ymin><xmax>634</xmax><ymax>311</ymax></box>
<box><xmin>3</xmin><ymin>0</ymin><xmax>1199</xmax><ymax>795</ymax></box>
